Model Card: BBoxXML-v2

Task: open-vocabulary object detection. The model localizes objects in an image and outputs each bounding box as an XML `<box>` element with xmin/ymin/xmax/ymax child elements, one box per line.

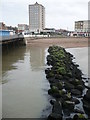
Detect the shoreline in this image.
<box><xmin>26</xmin><ymin>37</ymin><xmax>89</xmax><ymax>48</ymax></box>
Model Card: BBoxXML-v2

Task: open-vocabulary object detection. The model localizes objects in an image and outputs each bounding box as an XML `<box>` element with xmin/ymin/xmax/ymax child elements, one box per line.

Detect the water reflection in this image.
<box><xmin>28</xmin><ymin>46</ymin><xmax>45</xmax><ymax>71</ymax></box>
<box><xmin>2</xmin><ymin>47</ymin><xmax>26</xmax><ymax>74</ymax></box>
<box><xmin>2</xmin><ymin>46</ymin><xmax>50</xmax><ymax>118</ymax></box>
<box><xmin>0</xmin><ymin>45</ymin><xmax>2</xmax><ymax>84</ymax></box>
<box><xmin>0</xmin><ymin>45</ymin><xmax>2</xmax><ymax>119</ymax></box>
<box><xmin>2</xmin><ymin>46</ymin><xmax>26</xmax><ymax>84</ymax></box>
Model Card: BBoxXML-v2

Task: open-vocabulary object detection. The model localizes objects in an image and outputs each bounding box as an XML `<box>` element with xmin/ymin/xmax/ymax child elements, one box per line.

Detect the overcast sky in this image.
<box><xmin>0</xmin><ymin>0</ymin><xmax>89</xmax><ymax>30</ymax></box>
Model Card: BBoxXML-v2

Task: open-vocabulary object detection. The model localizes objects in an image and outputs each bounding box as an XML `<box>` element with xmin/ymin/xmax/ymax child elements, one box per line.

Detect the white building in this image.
<box><xmin>29</xmin><ymin>2</ymin><xmax>45</xmax><ymax>33</ymax></box>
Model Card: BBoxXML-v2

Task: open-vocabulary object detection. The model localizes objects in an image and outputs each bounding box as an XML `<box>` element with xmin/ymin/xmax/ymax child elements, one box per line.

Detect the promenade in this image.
<box><xmin>0</xmin><ymin>35</ymin><xmax>24</xmax><ymax>46</ymax></box>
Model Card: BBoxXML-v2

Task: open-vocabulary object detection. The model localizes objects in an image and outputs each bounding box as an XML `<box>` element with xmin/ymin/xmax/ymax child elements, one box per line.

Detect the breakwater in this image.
<box><xmin>45</xmin><ymin>46</ymin><xmax>89</xmax><ymax>120</ymax></box>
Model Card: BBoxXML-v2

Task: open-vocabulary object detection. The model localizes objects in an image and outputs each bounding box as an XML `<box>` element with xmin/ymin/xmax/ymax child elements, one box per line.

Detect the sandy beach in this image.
<box><xmin>26</xmin><ymin>37</ymin><xmax>89</xmax><ymax>48</ymax></box>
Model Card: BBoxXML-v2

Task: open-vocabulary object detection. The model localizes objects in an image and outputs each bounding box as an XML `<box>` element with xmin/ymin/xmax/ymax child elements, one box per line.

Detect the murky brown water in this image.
<box><xmin>66</xmin><ymin>47</ymin><xmax>89</xmax><ymax>86</ymax></box>
<box><xmin>1</xmin><ymin>46</ymin><xmax>89</xmax><ymax>118</ymax></box>
<box><xmin>2</xmin><ymin>46</ymin><xmax>51</xmax><ymax>118</ymax></box>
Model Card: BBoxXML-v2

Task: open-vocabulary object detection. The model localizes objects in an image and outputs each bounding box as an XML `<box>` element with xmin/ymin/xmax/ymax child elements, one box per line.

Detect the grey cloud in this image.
<box><xmin>0</xmin><ymin>0</ymin><xmax>89</xmax><ymax>30</ymax></box>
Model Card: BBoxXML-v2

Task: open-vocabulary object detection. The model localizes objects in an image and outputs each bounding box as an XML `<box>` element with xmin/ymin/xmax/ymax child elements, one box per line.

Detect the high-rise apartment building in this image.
<box><xmin>29</xmin><ymin>2</ymin><xmax>45</xmax><ymax>32</ymax></box>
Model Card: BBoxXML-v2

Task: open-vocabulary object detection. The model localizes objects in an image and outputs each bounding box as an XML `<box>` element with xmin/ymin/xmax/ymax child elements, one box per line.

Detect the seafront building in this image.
<box><xmin>0</xmin><ymin>22</ymin><xmax>16</xmax><ymax>36</ymax></box>
<box><xmin>29</xmin><ymin>2</ymin><xmax>45</xmax><ymax>33</ymax></box>
<box><xmin>0</xmin><ymin>22</ymin><xmax>7</xmax><ymax>30</ymax></box>
<box><xmin>18</xmin><ymin>24</ymin><xmax>29</xmax><ymax>33</ymax></box>
<box><xmin>74</xmin><ymin>20</ymin><xmax>90</xmax><ymax>37</ymax></box>
<box><xmin>75</xmin><ymin>20</ymin><xmax>90</xmax><ymax>33</ymax></box>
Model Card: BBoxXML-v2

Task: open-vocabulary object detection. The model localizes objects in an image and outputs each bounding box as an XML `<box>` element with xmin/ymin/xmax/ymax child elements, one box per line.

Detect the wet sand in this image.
<box><xmin>26</xmin><ymin>37</ymin><xmax>89</xmax><ymax>48</ymax></box>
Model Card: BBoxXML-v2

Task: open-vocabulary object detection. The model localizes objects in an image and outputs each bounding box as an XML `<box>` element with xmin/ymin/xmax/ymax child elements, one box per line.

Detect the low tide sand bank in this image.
<box><xmin>26</xmin><ymin>37</ymin><xmax>89</xmax><ymax>48</ymax></box>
